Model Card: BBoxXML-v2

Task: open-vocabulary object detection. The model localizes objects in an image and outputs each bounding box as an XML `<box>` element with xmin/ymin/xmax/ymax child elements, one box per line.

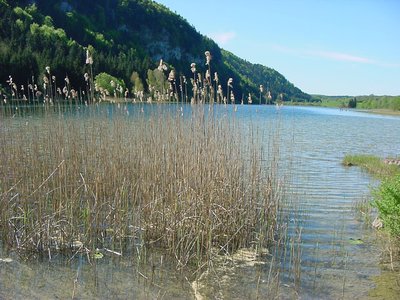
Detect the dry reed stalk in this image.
<box><xmin>0</xmin><ymin>104</ymin><xmax>284</xmax><ymax>269</ymax></box>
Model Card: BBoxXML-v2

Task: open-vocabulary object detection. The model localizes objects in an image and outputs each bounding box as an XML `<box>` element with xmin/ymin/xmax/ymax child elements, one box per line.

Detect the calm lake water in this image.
<box><xmin>1</xmin><ymin>104</ymin><xmax>400</xmax><ymax>299</ymax></box>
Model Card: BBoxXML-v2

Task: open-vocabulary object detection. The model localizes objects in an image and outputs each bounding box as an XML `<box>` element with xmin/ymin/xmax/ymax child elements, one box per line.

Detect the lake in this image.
<box><xmin>1</xmin><ymin>104</ymin><xmax>399</xmax><ymax>299</ymax></box>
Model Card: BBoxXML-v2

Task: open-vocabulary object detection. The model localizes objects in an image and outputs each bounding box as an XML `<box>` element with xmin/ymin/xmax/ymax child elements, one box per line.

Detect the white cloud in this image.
<box><xmin>209</xmin><ymin>31</ymin><xmax>236</xmax><ymax>45</ymax></box>
<box><xmin>310</xmin><ymin>50</ymin><xmax>374</xmax><ymax>64</ymax></box>
<box><xmin>271</xmin><ymin>44</ymin><xmax>400</xmax><ymax>68</ymax></box>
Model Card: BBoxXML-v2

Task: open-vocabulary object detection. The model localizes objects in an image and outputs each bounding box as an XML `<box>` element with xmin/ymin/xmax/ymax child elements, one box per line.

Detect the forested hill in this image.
<box><xmin>0</xmin><ymin>0</ymin><xmax>311</xmax><ymax>103</ymax></box>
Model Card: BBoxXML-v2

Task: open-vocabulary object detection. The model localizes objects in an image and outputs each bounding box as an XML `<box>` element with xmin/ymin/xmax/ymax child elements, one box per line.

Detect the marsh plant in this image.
<box><xmin>0</xmin><ymin>104</ymin><xmax>284</xmax><ymax>269</ymax></box>
<box><xmin>2</xmin><ymin>45</ymin><xmax>273</xmax><ymax>106</ymax></box>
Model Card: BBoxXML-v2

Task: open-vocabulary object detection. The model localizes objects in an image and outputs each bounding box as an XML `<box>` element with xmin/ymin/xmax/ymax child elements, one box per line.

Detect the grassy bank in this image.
<box><xmin>343</xmin><ymin>154</ymin><xmax>400</xmax><ymax>253</ymax></box>
<box><xmin>343</xmin><ymin>155</ymin><xmax>400</xmax><ymax>179</ymax></box>
<box><xmin>356</xmin><ymin>109</ymin><xmax>400</xmax><ymax>117</ymax></box>
<box><xmin>0</xmin><ymin>104</ymin><xmax>285</xmax><ymax>269</ymax></box>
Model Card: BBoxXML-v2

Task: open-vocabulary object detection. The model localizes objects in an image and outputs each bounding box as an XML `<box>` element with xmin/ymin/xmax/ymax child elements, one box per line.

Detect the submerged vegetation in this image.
<box><xmin>0</xmin><ymin>105</ymin><xmax>284</xmax><ymax>269</ymax></box>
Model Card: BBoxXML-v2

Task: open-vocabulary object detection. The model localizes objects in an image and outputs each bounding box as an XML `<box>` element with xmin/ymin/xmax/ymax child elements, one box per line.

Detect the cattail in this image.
<box><xmin>205</xmin><ymin>51</ymin><xmax>211</xmax><ymax>65</ymax></box>
<box><xmin>70</xmin><ymin>89</ymin><xmax>77</xmax><ymax>98</ymax></box>
<box><xmin>86</xmin><ymin>49</ymin><xmax>93</xmax><ymax>65</ymax></box>
<box><xmin>268</xmin><ymin>91</ymin><xmax>272</xmax><ymax>99</ymax></box>
<box><xmin>84</xmin><ymin>73</ymin><xmax>89</xmax><ymax>82</ymax></box>
<box><xmin>230</xmin><ymin>91</ymin><xmax>235</xmax><ymax>103</ymax></box>
<box><xmin>158</xmin><ymin>59</ymin><xmax>167</xmax><ymax>71</ymax></box>
<box><xmin>43</xmin><ymin>76</ymin><xmax>49</xmax><ymax>84</ymax></box>
<box><xmin>190</xmin><ymin>63</ymin><xmax>196</xmax><ymax>73</ymax></box>
<box><xmin>52</xmin><ymin>76</ymin><xmax>56</xmax><ymax>83</ymax></box>
<box><xmin>46</xmin><ymin>66</ymin><xmax>51</xmax><ymax>74</ymax></box>
<box><xmin>259</xmin><ymin>85</ymin><xmax>264</xmax><ymax>104</ymax></box>
<box><xmin>217</xmin><ymin>85</ymin><xmax>223</xmax><ymax>95</ymax></box>
<box><xmin>248</xmin><ymin>93</ymin><xmax>252</xmax><ymax>104</ymax></box>
<box><xmin>214</xmin><ymin>72</ymin><xmax>219</xmax><ymax>83</ymax></box>
<box><xmin>168</xmin><ymin>70</ymin><xmax>175</xmax><ymax>81</ymax></box>
<box><xmin>65</xmin><ymin>76</ymin><xmax>70</xmax><ymax>85</ymax></box>
<box><xmin>228</xmin><ymin>78</ymin><xmax>233</xmax><ymax>88</ymax></box>
<box><xmin>205</xmin><ymin>69</ymin><xmax>210</xmax><ymax>80</ymax></box>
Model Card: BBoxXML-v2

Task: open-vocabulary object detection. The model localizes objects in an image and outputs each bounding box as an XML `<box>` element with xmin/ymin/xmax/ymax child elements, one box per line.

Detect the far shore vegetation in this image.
<box><xmin>310</xmin><ymin>95</ymin><xmax>400</xmax><ymax>113</ymax></box>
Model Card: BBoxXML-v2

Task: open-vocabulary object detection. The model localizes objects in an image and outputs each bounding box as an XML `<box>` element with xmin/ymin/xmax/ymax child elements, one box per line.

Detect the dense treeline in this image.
<box><xmin>0</xmin><ymin>0</ymin><xmax>310</xmax><ymax>103</ymax></box>
<box><xmin>356</xmin><ymin>95</ymin><xmax>400</xmax><ymax>110</ymax></box>
<box><xmin>311</xmin><ymin>95</ymin><xmax>400</xmax><ymax>111</ymax></box>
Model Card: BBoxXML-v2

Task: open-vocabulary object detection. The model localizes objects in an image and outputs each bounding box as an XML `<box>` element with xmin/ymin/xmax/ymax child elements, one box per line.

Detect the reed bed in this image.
<box><xmin>0</xmin><ymin>104</ymin><xmax>283</xmax><ymax>268</ymax></box>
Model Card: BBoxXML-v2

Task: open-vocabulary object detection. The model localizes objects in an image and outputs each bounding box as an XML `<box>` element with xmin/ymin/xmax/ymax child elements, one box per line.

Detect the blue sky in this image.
<box><xmin>155</xmin><ymin>0</ymin><xmax>400</xmax><ymax>96</ymax></box>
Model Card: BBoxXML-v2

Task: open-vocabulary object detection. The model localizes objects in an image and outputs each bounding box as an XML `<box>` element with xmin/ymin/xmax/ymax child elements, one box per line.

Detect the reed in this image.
<box><xmin>0</xmin><ymin>103</ymin><xmax>284</xmax><ymax>269</ymax></box>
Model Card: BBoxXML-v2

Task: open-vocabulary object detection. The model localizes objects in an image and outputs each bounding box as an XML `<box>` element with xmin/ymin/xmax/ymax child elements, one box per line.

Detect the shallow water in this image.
<box><xmin>1</xmin><ymin>104</ymin><xmax>400</xmax><ymax>299</ymax></box>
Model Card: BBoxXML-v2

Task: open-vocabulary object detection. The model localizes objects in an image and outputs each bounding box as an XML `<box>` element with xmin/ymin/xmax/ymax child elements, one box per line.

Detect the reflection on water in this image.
<box><xmin>1</xmin><ymin>104</ymin><xmax>400</xmax><ymax>299</ymax></box>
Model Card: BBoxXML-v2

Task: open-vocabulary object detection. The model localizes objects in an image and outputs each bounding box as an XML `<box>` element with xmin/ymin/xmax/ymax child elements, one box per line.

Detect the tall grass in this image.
<box><xmin>0</xmin><ymin>104</ymin><xmax>284</xmax><ymax>269</ymax></box>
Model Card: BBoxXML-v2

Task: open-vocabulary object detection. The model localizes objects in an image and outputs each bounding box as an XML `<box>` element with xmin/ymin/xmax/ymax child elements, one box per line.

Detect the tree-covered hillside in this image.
<box><xmin>0</xmin><ymin>0</ymin><xmax>311</xmax><ymax>103</ymax></box>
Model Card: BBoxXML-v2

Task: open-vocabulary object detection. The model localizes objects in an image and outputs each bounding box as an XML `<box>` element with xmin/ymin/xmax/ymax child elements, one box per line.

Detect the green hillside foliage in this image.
<box><xmin>0</xmin><ymin>0</ymin><xmax>310</xmax><ymax>103</ymax></box>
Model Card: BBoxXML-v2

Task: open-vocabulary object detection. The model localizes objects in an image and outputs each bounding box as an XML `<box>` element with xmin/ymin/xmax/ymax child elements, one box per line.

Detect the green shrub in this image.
<box><xmin>94</xmin><ymin>72</ymin><xmax>125</xmax><ymax>96</ymax></box>
<box><xmin>373</xmin><ymin>174</ymin><xmax>400</xmax><ymax>237</ymax></box>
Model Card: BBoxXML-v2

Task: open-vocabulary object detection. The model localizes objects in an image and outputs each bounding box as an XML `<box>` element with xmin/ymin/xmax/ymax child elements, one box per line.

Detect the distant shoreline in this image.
<box><xmin>355</xmin><ymin>108</ymin><xmax>400</xmax><ymax>117</ymax></box>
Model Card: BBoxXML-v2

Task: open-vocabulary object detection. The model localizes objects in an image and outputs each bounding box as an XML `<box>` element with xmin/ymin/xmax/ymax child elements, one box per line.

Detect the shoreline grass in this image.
<box><xmin>342</xmin><ymin>154</ymin><xmax>400</xmax><ymax>179</ymax></box>
<box><xmin>343</xmin><ymin>154</ymin><xmax>400</xmax><ymax>263</ymax></box>
<box><xmin>355</xmin><ymin>109</ymin><xmax>400</xmax><ymax>117</ymax></box>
